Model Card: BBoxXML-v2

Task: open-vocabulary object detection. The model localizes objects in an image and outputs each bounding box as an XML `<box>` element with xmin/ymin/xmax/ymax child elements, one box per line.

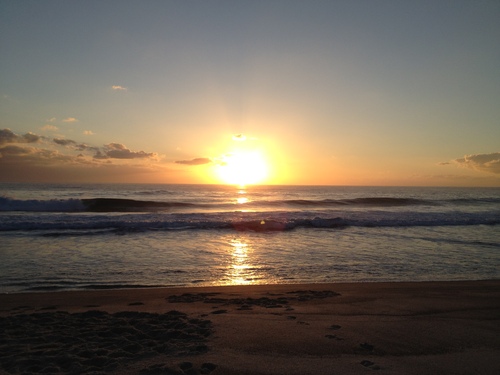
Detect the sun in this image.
<box><xmin>215</xmin><ymin>150</ymin><xmax>269</xmax><ymax>186</ymax></box>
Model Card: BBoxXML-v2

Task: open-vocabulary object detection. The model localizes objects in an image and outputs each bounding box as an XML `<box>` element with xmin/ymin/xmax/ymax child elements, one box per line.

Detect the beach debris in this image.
<box><xmin>167</xmin><ymin>290</ymin><xmax>340</xmax><ymax>310</ymax></box>
<box><xmin>139</xmin><ymin>361</ymin><xmax>217</xmax><ymax>374</ymax></box>
<box><xmin>287</xmin><ymin>290</ymin><xmax>341</xmax><ymax>300</ymax></box>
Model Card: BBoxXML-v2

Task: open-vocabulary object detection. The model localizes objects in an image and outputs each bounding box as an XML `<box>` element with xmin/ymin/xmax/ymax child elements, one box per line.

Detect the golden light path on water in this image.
<box><xmin>226</xmin><ymin>238</ymin><xmax>254</xmax><ymax>285</ymax></box>
<box><xmin>226</xmin><ymin>187</ymin><xmax>254</xmax><ymax>285</ymax></box>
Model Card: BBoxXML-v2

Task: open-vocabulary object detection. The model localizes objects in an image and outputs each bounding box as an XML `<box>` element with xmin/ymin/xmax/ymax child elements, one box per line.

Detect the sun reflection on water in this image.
<box><xmin>226</xmin><ymin>238</ymin><xmax>255</xmax><ymax>285</ymax></box>
<box><xmin>234</xmin><ymin>187</ymin><xmax>252</xmax><ymax>209</ymax></box>
<box><xmin>236</xmin><ymin>197</ymin><xmax>248</xmax><ymax>204</ymax></box>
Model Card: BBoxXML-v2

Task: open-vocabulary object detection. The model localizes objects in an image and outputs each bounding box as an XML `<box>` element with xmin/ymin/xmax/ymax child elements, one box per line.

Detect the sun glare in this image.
<box><xmin>215</xmin><ymin>150</ymin><xmax>269</xmax><ymax>186</ymax></box>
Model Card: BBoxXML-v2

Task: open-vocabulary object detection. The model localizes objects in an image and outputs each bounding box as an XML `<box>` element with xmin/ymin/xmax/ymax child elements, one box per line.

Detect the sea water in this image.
<box><xmin>0</xmin><ymin>184</ymin><xmax>499</xmax><ymax>293</ymax></box>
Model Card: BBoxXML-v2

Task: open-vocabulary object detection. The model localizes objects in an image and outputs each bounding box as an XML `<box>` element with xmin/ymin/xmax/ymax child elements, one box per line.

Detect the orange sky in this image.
<box><xmin>1</xmin><ymin>1</ymin><xmax>499</xmax><ymax>186</ymax></box>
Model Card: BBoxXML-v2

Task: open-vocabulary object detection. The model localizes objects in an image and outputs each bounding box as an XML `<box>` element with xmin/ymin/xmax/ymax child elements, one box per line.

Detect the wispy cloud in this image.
<box><xmin>41</xmin><ymin>124</ymin><xmax>58</xmax><ymax>131</ymax></box>
<box><xmin>453</xmin><ymin>152</ymin><xmax>500</xmax><ymax>174</ymax></box>
<box><xmin>112</xmin><ymin>85</ymin><xmax>128</xmax><ymax>91</ymax></box>
<box><xmin>175</xmin><ymin>157</ymin><xmax>212</xmax><ymax>165</ymax></box>
<box><xmin>62</xmin><ymin>117</ymin><xmax>78</xmax><ymax>123</ymax></box>
<box><xmin>83</xmin><ymin>130</ymin><xmax>94</xmax><ymax>135</ymax></box>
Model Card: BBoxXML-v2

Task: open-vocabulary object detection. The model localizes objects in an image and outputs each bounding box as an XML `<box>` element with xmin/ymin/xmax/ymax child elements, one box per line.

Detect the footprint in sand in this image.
<box><xmin>236</xmin><ymin>304</ymin><xmax>252</xmax><ymax>310</ymax></box>
<box><xmin>325</xmin><ymin>334</ymin><xmax>344</xmax><ymax>341</ymax></box>
<box><xmin>360</xmin><ymin>360</ymin><xmax>381</xmax><ymax>370</ymax></box>
<box><xmin>324</xmin><ymin>323</ymin><xmax>343</xmax><ymax>340</ymax></box>
<box><xmin>360</xmin><ymin>342</ymin><xmax>375</xmax><ymax>351</ymax></box>
<box><xmin>211</xmin><ymin>309</ymin><xmax>228</xmax><ymax>315</ymax></box>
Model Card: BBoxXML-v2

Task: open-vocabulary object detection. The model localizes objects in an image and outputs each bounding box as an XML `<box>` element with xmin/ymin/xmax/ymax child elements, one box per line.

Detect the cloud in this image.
<box><xmin>94</xmin><ymin>143</ymin><xmax>157</xmax><ymax>160</ymax></box>
<box><xmin>175</xmin><ymin>157</ymin><xmax>212</xmax><ymax>165</ymax></box>
<box><xmin>41</xmin><ymin>124</ymin><xmax>58</xmax><ymax>131</ymax></box>
<box><xmin>0</xmin><ymin>129</ymin><xmax>166</xmax><ymax>183</ymax></box>
<box><xmin>0</xmin><ymin>144</ymin><xmax>77</xmax><ymax>164</ymax></box>
<box><xmin>52</xmin><ymin>138</ymin><xmax>99</xmax><ymax>152</ymax></box>
<box><xmin>53</xmin><ymin>138</ymin><xmax>77</xmax><ymax>146</ymax></box>
<box><xmin>232</xmin><ymin>134</ymin><xmax>247</xmax><ymax>142</ymax></box>
<box><xmin>453</xmin><ymin>152</ymin><xmax>500</xmax><ymax>174</ymax></box>
<box><xmin>0</xmin><ymin>129</ymin><xmax>41</xmax><ymax>145</ymax></box>
<box><xmin>83</xmin><ymin>130</ymin><xmax>94</xmax><ymax>135</ymax></box>
<box><xmin>62</xmin><ymin>117</ymin><xmax>78</xmax><ymax>123</ymax></box>
<box><xmin>22</xmin><ymin>132</ymin><xmax>40</xmax><ymax>143</ymax></box>
<box><xmin>0</xmin><ymin>145</ymin><xmax>33</xmax><ymax>156</ymax></box>
<box><xmin>112</xmin><ymin>85</ymin><xmax>128</xmax><ymax>91</ymax></box>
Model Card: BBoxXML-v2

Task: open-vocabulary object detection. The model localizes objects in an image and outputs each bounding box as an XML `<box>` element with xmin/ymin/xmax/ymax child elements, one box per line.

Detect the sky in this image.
<box><xmin>1</xmin><ymin>0</ymin><xmax>499</xmax><ymax>186</ymax></box>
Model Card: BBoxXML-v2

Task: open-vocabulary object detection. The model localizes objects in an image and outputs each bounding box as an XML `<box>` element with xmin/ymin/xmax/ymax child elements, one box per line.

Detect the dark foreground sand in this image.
<box><xmin>1</xmin><ymin>280</ymin><xmax>499</xmax><ymax>375</ymax></box>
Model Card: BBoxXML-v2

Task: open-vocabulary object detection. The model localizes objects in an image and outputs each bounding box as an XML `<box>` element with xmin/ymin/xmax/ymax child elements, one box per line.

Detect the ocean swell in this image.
<box><xmin>0</xmin><ymin>196</ymin><xmax>477</xmax><ymax>213</ymax></box>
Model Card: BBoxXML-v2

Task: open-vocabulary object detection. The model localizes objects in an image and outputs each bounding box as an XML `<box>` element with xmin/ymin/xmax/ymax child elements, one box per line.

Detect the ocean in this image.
<box><xmin>1</xmin><ymin>183</ymin><xmax>499</xmax><ymax>293</ymax></box>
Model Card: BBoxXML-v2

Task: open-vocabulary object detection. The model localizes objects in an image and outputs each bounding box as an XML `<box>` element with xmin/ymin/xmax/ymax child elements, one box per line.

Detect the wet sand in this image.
<box><xmin>1</xmin><ymin>280</ymin><xmax>499</xmax><ymax>374</ymax></box>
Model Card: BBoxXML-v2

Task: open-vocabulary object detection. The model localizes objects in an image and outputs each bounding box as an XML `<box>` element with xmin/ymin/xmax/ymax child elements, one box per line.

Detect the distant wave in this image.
<box><xmin>0</xmin><ymin>197</ymin><xmax>198</xmax><ymax>212</ymax></box>
<box><xmin>275</xmin><ymin>197</ymin><xmax>432</xmax><ymax>206</ymax></box>
<box><xmin>0</xmin><ymin>197</ymin><xmax>86</xmax><ymax>212</ymax></box>
<box><xmin>82</xmin><ymin>198</ymin><xmax>197</xmax><ymax>212</ymax></box>
<box><xmin>1</xmin><ymin>196</ymin><xmax>500</xmax><ymax>213</ymax></box>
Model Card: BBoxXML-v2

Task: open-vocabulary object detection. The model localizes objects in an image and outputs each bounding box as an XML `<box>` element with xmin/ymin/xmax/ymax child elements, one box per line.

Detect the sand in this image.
<box><xmin>1</xmin><ymin>280</ymin><xmax>499</xmax><ymax>375</ymax></box>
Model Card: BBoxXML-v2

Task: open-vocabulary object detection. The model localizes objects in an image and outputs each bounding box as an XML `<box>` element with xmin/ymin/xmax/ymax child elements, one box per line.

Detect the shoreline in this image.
<box><xmin>2</xmin><ymin>277</ymin><xmax>499</xmax><ymax>296</ymax></box>
<box><xmin>1</xmin><ymin>280</ymin><xmax>500</xmax><ymax>374</ymax></box>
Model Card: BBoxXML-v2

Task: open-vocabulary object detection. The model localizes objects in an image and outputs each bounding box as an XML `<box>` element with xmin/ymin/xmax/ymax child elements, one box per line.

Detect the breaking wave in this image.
<box><xmin>1</xmin><ymin>211</ymin><xmax>498</xmax><ymax>234</ymax></box>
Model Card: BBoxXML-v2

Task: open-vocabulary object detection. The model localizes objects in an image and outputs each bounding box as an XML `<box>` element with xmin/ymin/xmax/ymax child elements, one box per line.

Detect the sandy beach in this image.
<box><xmin>1</xmin><ymin>280</ymin><xmax>499</xmax><ymax>375</ymax></box>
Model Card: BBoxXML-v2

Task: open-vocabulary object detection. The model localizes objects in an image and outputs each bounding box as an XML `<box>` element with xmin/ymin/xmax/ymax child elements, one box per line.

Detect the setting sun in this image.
<box><xmin>215</xmin><ymin>150</ymin><xmax>269</xmax><ymax>186</ymax></box>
